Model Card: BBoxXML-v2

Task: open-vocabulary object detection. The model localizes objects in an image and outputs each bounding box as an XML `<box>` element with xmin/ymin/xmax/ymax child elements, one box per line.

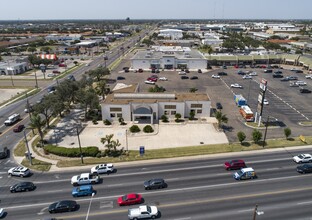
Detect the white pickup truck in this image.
<box><xmin>128</xmin><ymin>205</ymin><xmax>158</xmax><ymax>220</ymax></box>
<box><xmin>71</xmin><ymin>173</ymin><xmax>100</xmax><ymax>186</ymax></box>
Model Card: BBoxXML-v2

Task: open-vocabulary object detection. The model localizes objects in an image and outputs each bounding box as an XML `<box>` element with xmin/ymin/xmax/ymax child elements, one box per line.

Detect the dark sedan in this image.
<box><xmin>144</xmin><ymin>178</ymin><xmax>167</xmax><ymax>190</ymax></box>
<box><xmin>13</xmin><ymin>124</ymin><xmax>25</xmax><ymax>133</ymax></box>
<box><xmin>0</xmin><ymin>147</ymin><xmax>9</xmax><ymax>159</ymax></box>
<box><xmin>49</xmin><ymin>200</ymin><xmax>78</xmax><ymax>213</ymax></box>
<box><xmin>297</xmin><ymin>164</ymin><xmax>312</xmax><ymax>174</ymax></box>
<box><xmin>10</xmin><ymin>182</ymin><xmax>36</xmax><ymax>193</ymax></box>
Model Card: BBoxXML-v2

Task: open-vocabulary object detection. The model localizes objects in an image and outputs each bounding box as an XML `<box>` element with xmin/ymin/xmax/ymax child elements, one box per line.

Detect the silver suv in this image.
<box><xmin>8</xmin><ymin>167</ymin><xmax>31</xmax><ymax>177</ymax></box>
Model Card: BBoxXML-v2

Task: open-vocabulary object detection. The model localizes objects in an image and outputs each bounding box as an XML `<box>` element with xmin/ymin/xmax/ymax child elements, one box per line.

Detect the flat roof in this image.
<box><xmin>132</xmin><ymin>50</ymin><xmax>205</xmax><ymax>60</ymax></box>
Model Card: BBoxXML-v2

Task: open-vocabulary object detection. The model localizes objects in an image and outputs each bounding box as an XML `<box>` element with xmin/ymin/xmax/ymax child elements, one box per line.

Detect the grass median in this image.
<box><xmin>56</xmin><ymin>136</ymin><xmax>312</xmax><ymax>168</ymax></box>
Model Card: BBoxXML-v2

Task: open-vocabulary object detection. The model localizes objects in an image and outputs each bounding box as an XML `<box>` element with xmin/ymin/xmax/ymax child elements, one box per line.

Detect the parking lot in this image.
<box><xmin>109</xmin><ymin>55</ymin><xmax>312</xmax><ymax>142</ymax></box>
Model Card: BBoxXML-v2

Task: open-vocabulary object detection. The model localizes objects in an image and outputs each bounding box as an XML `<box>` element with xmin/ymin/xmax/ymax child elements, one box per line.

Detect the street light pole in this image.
<box><xmin>23</xmin><ymin>130</ymin><xmax>33</xmax><ymax>165</ymax></box>
<box><xmin>125</xmin><ymin>129</ymin><xmax>128</xmax><ymax>151</ymax></box>
<box><xmin>76</xmin><ymin>127</ymin><xmax>84</xmax><ymax>164</ymax></box>
<box><xmin>86</xmin><ymin>192</ymin><xmax>95</xmax><ymax>220</ymax></box>
<box><xmin>262</xmin><ymin>116</ymin><xmax>269</xmax><ymax>148</ymax></box>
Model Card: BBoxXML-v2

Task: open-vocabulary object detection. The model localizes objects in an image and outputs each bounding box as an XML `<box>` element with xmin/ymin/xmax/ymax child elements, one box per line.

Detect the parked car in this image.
<box><xmin>288</xmin><ymin>76</ymin><xmax>298</xmax><ymax>80</ymax></box>
<box><xmin>8</xmin><ymin>167</ymin><xmax>31</xmax><ymax>177</ymax></box>
<box><xmin>185</xmin><ymin>69</ymin><xmax>190</xmax><ymax>73</ymax></box>
<box><xmin>297</xmin><ymin>164</ymin><xmax>312</xmax><ymax>174</ymax></box>
<box><xmin>231</xmin><ymin>83</ymin><xmax>243</xmax><ymax>88</ymax></box>
<box><xmin>178</xmin><ymin>71</ymin><xmax>186</xmax><ymax>75</ymax></box>
<box><xmin>305</xmin><ymin>74</ymin><xmax>312</xmax><ymax>79</ymax></box>
<box><xmin>274</xmin><ymin>70</ymin><xmax>283</xmax><ymax>74</ymax></box>
<box><xmin>249</xmin><ymin>72</ymin><xmax>257</xmax><ymax>76</ymax></box>
<box><xmin>237</xmin><ymin>70</ymin><xmax>245</xmax><ymax>75</ymax></box>
<box><xmin>211</xmin><ymin>74</ymin><xmax>220</xmax><ymax>79</ymax></box>
<box><xmin>117</xmin><ymin>193</ymin><xmax>143</xmax><ymax>206</ymax></box>
<box><xmin>218</xmin><ymin>72</ymin><xmax>227</xmax><ymax>76</ymax></box>
<box><xmin>295</xmin><ymin>81</ymin><xmax>307</xmax><ymax>86</ymax></box>
<box><xmin>272</xmin><ymin>74</ymin><xmax>283</xmax><ymax>78</ymax></box>
<box><xmin>222</xmin><ymin>65</ymin><xmax>227</xmax><ymax>69</ymax></box>
<box><xmin>159</xmin><ymin>77</ymin><xmax>168</xmax><ymax>81</ymax></box>
<box><xmin>264</xmin><ymin>69</ymin><xmax>273</xmax><ymax>73</ymax></box>
<box><xmin>91</xmin><ymin>163</ymin><xmax>115</xmax><ymax>174</ymax></box>
<box><xmin>47</xmin><ymin>73</ymin><xmax>56</xmax><ymax>77</ymax></box>
<box><xmin>197</xmin><ymin>69</ymin><xmax>202</xmax><ymax>73</ymax></box>
<box><xmin>72</xmin><ymin>185</ymin><xmax>95</xmax><ymax>197</ymax></box>
<box><xmin>216</xmin><ymin>102</ymin><xmax>223</xmax><ymax>110</ymax></box>
<box><xmin>293</xmin><ymin>154</ymin><xmax>312</xmax><ymax>163</ymax></box>
<box><xmin>190</xmin><ymin>76</ymin><xmax>198</xmax><ymax>80</ymax></box>
<box><xmin>289</xmin><ymin>82</ymin><xmax>299</xmax><ymax>87</ymax></box>
<box><xmin>0</xmin><ymin>147</ymin><xmax>9</xmax><ymax>159</ymax></box>
<box><xmin>144</xmin><ymin>178</ymin><xmax>167</xmax><ymax>190</ymax></box>
<box><xmin>48</xmin><ymin>200</ymin><xmax>78</xmax><ymax>213</ymax></box>
<box><xmin>300</xmin><ymin>88</ymin><xmax>311</xmax><ymax>93</ymax></box>
<box><xmin>224</xmin><ymin>160</ymin><xmax>246</xmax><ymax>170</ymax></box>
<box><xmin>296</xmin><ymin>70</ymin><xmax>303</xmax><ymax>73</ymax></box>
<box><xmin>243</xmin><ymin>75</ymin><xmax>252</xmax><ymax>79</ymax></box>
<box><xmin>58</xmin><ymin>64</ymin><xmax>67</xmax><ymax>68</ymax></box>
<box><xmin>117</xmin><ymin>76</ymin><xmax>125</xmax><ymax>80</ymax></box>
<box><xmin>180</xmin><ymin>76</ymin><xmax>189</xmax><ymax>79</ymax></box>
<box><xmin>147</xmin><ymin>77</ymin><xmax>157</xmax><ymax>82</ymax></box>
<box><xmin>144</xmin><ymin>80</ymin><xmax>155</xmax><ymax>85</ymax></box>
<box><xmin>13</xmin><ymin>124</ymin><xmax>25</xmax><ymax>132</ymax></box>
<box><xmin>52</xmin><ymin>70</ymin><xmax>60</xmax><ymax>74</ymax></box>
<box><xmin>10</xmin><ymin>182</ymin><xmax>36</xmax><ymax>193</ymax></box>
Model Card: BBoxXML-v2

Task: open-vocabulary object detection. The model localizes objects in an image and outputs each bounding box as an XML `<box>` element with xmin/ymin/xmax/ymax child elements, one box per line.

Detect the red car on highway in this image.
<box><xmin>117</xmin><ymin>193</ymin><xmax>143</xmax><ymax>206</ymax></box>
<box><xmin>224</xmin><ymin>159</ymin><xmax>246</xmax><ymax>170</ymax></box>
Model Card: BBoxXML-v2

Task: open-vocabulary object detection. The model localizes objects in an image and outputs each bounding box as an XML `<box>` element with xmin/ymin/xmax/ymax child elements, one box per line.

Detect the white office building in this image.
<box><xmin>101</xmin><ymin>84</ymin><xmax>211</xmax><ymax>124</ymax></box>
<box><xmin>158</xmin><ymin>29</ymin><xmax>183</xmax><ymax>40</ymax></box>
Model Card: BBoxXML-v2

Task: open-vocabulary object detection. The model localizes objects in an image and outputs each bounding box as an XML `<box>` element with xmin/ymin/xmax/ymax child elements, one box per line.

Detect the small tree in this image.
<box><xmin>175</xmin><ymin>113</ymin><xmax>182</xmax><ymax>123</ymax></box>
<box><xmin>215</xmin><ymin>111</ymin><xmax>228</xmax><ymax>129</ymax></box>
<box><xmin>237</xmin><ymin>131</ymin><xmax>246</xmax><ymax>144</ymax></box>
<box><xmin>161</xmin><ymin>115</ymin><xmax>168</xmax><ymax>123</ymax></box>
<box><xmin>118</xmin><ymin>117</ymin><xmax>126</xmax><ymax>125</ymax></box>
<box><xmin>284</xmin><ymin>127</ymin><xmax>291</xmax><ymax>140</ymax></box>
<box><xmin>189</xmin><ymin>87</ymin><xmax>198</xmax><ymax>93</ymax></box>
<box><xmin>252</xmin><ymin>129</ymin><xmax>262</xmax><ymax>144</ymax></box>
<box><xmin>73</xmin><ymin>61</ymin><xmax>78</xmax><ymax>66</ymax></box>
<box><xmin>103</xmin><ymin>119</ymin><xmax>111</xmax><ymax>125</ymax></box>
<box><xmin>100</xmin><ymin>134</ymin><xmax>121</xmax><ymax>155</ymax></box>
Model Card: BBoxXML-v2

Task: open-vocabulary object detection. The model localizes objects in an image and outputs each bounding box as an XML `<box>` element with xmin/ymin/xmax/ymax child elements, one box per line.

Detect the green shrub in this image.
<box><xmin>143</xmin><ymin>125</ymin><xmax>154</xmax><ymax>133</ymax></box>
<box><xmin>161</xmin><ymin>115</ymin><xmax>168</xmax><ymax>122</ymax></box>
<box><xmin>103</xmin><ymin>119</ymin><xmax>111</xmax><ymax>125</ymax></box>
<box><xmin>130</xmin><ymin>125</ymin><xmax>140</xmax><ymax>133</ymax></box>
<box><xmin>43</xmin><ymin>145</ymin><xmax>100</xmax><ymax>157</ymax></box>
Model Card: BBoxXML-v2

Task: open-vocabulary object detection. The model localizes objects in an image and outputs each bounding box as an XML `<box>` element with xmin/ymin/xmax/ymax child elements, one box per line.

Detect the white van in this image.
<box><xmin>233</xmin><ymin>167</ymin><xmax>257</xmax><ymax>180</ymax></box>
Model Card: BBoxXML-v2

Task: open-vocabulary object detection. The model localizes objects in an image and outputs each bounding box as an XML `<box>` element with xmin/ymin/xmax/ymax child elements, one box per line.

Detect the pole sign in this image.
<box><xmin>139</xmin><ymin>146</ymin><xmax>145</xmax><ymax>156</ymax></box>
<box><xmin>259</xmin><ymin>78</ymin><xmax>267</xmax><ymax>92</ymax></box>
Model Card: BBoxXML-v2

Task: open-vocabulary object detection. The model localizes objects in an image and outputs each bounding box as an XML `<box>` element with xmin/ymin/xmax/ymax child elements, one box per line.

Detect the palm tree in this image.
<box><xmin>28</xmin><ymin>114</ymin><xmax>46</xmax><ymax>142</ymax></box>
<box><xmin>101</xmin><ymin>134</ymin><xmax>121</xmax><ymax>154</ymax></box>
<box><xmin>215</xmin><ymin>111</ymin><xmax>228</xmax><ymax>129</ymax></box>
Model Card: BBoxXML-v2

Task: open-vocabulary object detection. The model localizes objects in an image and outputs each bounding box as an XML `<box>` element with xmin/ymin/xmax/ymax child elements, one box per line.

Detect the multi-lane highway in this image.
<box><xmin>1</xmin><ymin>147</ymin><xmax>312</xmax><ymax>219</ymax></box>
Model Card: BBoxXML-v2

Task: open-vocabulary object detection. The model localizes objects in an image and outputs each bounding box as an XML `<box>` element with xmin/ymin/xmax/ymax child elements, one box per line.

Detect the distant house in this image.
<box><xmin>0</xmin><ymin>62</ymin><xmax>28</xmax><ymax>75</ymax></box>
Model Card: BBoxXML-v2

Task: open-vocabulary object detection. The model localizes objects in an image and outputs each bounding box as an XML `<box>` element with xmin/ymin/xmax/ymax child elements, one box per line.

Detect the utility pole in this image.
<box><xmin>76</xmin><ymin>127</ymin><xmax>84</xmax><ymax>164</ymax></box>
<box><xmin>253</xmin><ymin>204</ymin><xmax>258</xmax><ymax>220</ymax></box>
<box><xmin>125</xmin><ymin>129</ymin><xmax>128</xmax><ymax>151</ymax></box>
<box><xmin>262</xmin><ymin>116</ymin><xmax>269</xmax><ymax>148</ymax></box>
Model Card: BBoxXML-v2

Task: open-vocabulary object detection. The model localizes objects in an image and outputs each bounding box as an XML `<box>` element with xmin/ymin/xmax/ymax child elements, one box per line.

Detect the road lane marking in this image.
<box><xmin>297</xmin><ymin>201</ymin><xmax>312</xmax><ymax>205</ymax></box>
<box><xmin>46</xmin><ymin>190</ymin><xmax>64</xmax><ymax>193</ymax></box>
<box><xmin>58</xmin><ymin>185</ymin><xmax>312</xmax><ymax>219</ymax></box>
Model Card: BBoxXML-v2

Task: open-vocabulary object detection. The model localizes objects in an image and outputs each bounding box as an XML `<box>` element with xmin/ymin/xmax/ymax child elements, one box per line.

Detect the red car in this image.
<box><xmin>224</xmin><ymin>159</ymin><xmax>246</xmax><ymax>170</ymax></box>
<box><xmin>117</xmin><ymin>193</ymin><xmax>142</xmax><ymax>206</ymax></box>
<box><xmin>52</xmin><ymin>70</ymin><xmax>61</xmax><ymax>74</ymax></box>
<box><xmin>147</xmin><ymin>77</ymin><xmax>157</xmax><ymax>82</ymax></box>
<box><xmin>13</xmin><ymin>124</ymin><xmax>25</xmax><ymax>133</ymax></box>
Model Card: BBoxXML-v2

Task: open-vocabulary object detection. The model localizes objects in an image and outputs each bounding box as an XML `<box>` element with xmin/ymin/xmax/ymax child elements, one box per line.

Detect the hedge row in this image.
<box><xmin>44</xmin><ymin>145</ymin><xmax>100</xmax><ymax>157</ymax></box>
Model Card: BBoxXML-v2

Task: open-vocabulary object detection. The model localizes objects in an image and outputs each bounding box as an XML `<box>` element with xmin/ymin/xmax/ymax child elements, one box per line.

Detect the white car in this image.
<box><xmin>305</xmin><ymin>74</ymin><xmax>312</xmax><ymax>79</ymax></box>
<box><xmin>47</xmin><ymin>73</ymin><xmax>56</xmax><ymax>77</ymax></box>
<box><xmin>128</xmin><ymin>205</ymin><xmax>158</xmax><ymax>220</ymax></box>
<box><xmin>263</xmin><ymin>99</ymin><xmax>269</xmax><ymax>105</ymax></box>
<box><xmin>293</xmin><ymin>154</ymin><xmax>312</xmax><ymax>163</ymax></box>
<box><xmin>178</xmin><ymin>71</ymin><xmax>186</xmax><ymax>75</ymax></box>
<box><xmin>249</xmin><ymin>72</ymin><xmax>257</xmax><ymax>76</ymax></box>
<box><xmin>144</xmin><ymin>80</ymin><xmax>155</xmax><ymax>85</ymax></box>
<box><xmin>8</xmin><ymin>167</ymin><xmax>31</xmax><ymax>177</ymax></box>
<box><xmin>91</xmin><ymin>163</ymin><xmax>115</xmax><ymax>174</ymax></box>
<box><xmin>230</xmin><ymin>83</ymin><xmax>243</xmax><ymax>88</ymax></box>
<box><xmin>243</xmin><ymin>75</ymin><xmax>252</xmax><ymax>79</ymax></box>
<box><xmin>0</xmin><ymin>208</ymin><xmax>4</xmax><ymax>218</ymax></box>
<box><xmin>211</xmin><ymin>74</ymin><xmax>220</xmax><ymax>79</ymax></box>
<box><xmin>295</xmin><ymin>81</ymin><xmax>307</xmax><ymax>86</ymax></box>
<box><xmin>159</xmin><ymin>77</ymin><xmax>168</xmax><ymax>81</ymax></box>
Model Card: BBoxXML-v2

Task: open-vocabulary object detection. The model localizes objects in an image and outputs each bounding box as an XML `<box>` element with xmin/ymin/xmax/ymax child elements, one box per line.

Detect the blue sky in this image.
<box><xmin>1</xmin><ymin>0</ymin><xmax>311</xmax><ymax>20</ymax></box>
